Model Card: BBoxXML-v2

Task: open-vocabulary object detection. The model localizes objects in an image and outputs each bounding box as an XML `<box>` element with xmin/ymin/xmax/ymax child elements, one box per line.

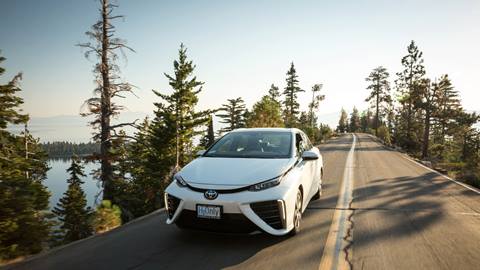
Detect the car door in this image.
<box><xmin>295</xmin><ymin>132</ymin><xmax>315</xmax><ymax>204</ymax></box>
<box><xmin>300</xmin><ymin>132</ymin><xmax>317</xmax><ymax>200</ymax></box>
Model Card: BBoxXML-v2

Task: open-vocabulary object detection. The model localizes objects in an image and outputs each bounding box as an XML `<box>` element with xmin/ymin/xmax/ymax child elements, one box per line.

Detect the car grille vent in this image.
<box><xmin>250</xmin><ymin>200</ymin><xmax>283</xmax><ymax>229</ymax></box>
<box><xmin>166</xmin><ymin>194</ymin><xmax>181</xmax><ymax>219</ymax></box>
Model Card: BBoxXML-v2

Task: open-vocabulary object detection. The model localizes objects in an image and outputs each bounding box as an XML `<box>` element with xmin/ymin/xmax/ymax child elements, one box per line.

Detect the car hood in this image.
<box><xmin>179</xmin><ymin>157</ymin><xmax>295</xmax><ymax>189</ymax></box>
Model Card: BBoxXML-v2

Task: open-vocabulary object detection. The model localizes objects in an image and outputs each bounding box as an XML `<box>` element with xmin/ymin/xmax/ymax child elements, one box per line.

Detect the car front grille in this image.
<box><xmin>250</xmin><ymin>200</ymin><xmax>284</xmax><ymax>229</ymax></box>
<box><xmin>166</xmin><ymin>194</ymin><xmax>181</xmax><ymax>219</ymax></box>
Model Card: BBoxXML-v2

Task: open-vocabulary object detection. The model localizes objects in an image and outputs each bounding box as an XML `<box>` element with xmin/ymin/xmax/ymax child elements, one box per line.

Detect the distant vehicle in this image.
<box><xmin>164</xmin><ymin>128</ymin><xmax>323</xmax><ymax>236</ymax></box>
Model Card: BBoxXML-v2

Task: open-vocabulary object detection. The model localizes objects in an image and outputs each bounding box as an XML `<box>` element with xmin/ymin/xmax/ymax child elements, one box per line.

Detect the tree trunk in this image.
<box><xmin>100</xmin><ymin>0</ymin><xmax>113</xmax><ymax>200</ymax></box>
<box><xmin>375</xmin><ymin>83</ymin><xmax>380</xmax><ymax>136</ymax></box>
<box><xmin>422</xmin><ymin>107</ymin><xmax>430</xmax><ymax>159</ymax></box>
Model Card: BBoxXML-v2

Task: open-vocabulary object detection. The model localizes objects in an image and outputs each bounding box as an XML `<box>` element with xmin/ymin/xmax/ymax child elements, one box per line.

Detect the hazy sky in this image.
<box><xmin>1</xmin><ymin>0</ymin><xmax>479</xmax><ymax>119</ymax></box>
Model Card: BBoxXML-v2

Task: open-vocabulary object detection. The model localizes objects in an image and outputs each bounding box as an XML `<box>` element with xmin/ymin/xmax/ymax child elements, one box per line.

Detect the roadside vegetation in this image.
<box><xmin>336</xmin><ymin>41</ymin><xmax>480</xmax><ymax>189</ymax></box>
<box><xmin>0</xmin><ymin>0</ymin><xmax>332</xmax><ymax>262</ymax></box>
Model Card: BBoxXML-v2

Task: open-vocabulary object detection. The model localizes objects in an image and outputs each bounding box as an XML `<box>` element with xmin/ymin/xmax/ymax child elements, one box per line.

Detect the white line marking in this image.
<box><xmin>319</xmin><ymin>134</ymin><xmax>356</xmax><ymax>270</ymax></box>
<box><xmin>399</xmin><ymin>152</ymin><xmax>480</xmax><ymax>195</ymax></box>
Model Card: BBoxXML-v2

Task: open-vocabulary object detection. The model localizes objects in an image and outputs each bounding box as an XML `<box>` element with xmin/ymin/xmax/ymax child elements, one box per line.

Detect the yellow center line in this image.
<box><xmin>319</xmin><ymin>134</ymin><xmax>356</xmax><ymax>270</ymax></box>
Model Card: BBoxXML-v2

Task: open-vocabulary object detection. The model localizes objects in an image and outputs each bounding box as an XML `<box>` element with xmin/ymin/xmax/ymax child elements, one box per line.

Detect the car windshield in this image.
<box><xmin>204</xmin><ymin>131</ymin><xmax>292</xmax><ymax>158</ymax></box>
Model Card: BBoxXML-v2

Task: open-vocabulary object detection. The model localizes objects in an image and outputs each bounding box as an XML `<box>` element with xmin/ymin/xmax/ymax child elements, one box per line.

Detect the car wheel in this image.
<box><xmin>290</xmin><ymin>190</ymin><xmax>303</xmax><ymax>236</ymax></box>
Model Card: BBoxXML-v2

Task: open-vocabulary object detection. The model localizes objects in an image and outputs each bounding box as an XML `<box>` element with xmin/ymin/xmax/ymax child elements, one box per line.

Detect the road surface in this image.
<box><xmin>6</xmin><ymin>134</ymin><xmax>480</xmax><ymax>270</ymax></box>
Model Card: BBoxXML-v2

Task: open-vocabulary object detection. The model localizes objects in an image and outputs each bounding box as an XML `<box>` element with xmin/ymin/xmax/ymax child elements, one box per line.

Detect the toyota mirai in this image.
<box><xmin>164</xmin><ymin>128</ymin><xmax>323</xmax><ymax>236</ymax></box>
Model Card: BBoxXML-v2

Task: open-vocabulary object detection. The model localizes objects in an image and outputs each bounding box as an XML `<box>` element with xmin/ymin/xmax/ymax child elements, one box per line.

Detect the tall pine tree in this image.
<box><xmin>350</xmin><ymin>107</ymin><xmax>361</xmax><ymax>132</ymax></box>
<box><xmin>283</xmin><ymin>62</ymin><xmax>304</xmax><ymax>127</ymax></box>
<box><xmin>395</xmin><ymin>40</ymin><xmax>426</xmax><ymax>152</ymax></box>
<box><xmin>78</xmin><ymin>0</ymin><xmax>136</xmax><ymax>202</ymax></box>
<box><xmin>145</xmin><ymin>44</ymin><xmax>210</xmax><ymax>208</ymax></box>
<box><xmin>366</xmin><ymin>66</ymin><xmax>391</xmax><ymax>136</ymax></box>
<box><xmin>337</xmin><ymin>108</ymin><xmax>349</xmax><ymax>133</ymax></box>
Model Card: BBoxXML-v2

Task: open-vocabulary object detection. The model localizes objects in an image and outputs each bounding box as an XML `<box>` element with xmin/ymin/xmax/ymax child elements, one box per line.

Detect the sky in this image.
<box><xmin>1</xmin><ymin>0</ymin><xmax>479</xmax><ymax>123</ymax></box>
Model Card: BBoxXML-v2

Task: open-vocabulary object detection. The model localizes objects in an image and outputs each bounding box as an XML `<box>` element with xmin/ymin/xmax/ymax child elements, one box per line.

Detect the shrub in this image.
<box><xmin>92</xmin><ymin>200</ymin><xmax>122</xmax><ymax>233</ymax></box>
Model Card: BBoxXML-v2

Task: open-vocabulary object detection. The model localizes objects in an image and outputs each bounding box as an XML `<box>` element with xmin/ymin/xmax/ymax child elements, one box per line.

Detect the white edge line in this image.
<box><xmin>365</xmin><ymin>133</ymin><xmax>480</xmax><ymax>195</ymax></box>
<box><xmin>399</xmin><ymin>154</ymin><xmax>480</xmax><ymax>195</ymax></box>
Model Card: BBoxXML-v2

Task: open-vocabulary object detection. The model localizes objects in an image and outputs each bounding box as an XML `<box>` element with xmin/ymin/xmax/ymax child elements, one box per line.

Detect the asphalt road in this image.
<box><xmin>6</xmin><ymin>134</ymin><xmax>480</xmax><ymax>270</ymax></box>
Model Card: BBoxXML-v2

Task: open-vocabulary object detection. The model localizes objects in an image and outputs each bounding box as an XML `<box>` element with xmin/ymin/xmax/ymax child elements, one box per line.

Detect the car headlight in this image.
<box><xmin>249</xmin><ymin>176</ymin><xmax>282</xmax><ymax>191</ymax></box>
<box><xmin>174</xmin><ymin>174</ymin><xmax>188</xmax><ymax>187</ymax></box>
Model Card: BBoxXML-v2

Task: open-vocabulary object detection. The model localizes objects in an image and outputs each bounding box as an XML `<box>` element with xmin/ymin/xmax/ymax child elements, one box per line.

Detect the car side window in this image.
<box><xmin>295</xmin><ymin>133</ymin><xmax>305</xmax><ymax>157</ymax></box>
<box><xmin>301</xmin><ymin>133</ymin><xmax>313</xmax><ymax>150</ymax></box>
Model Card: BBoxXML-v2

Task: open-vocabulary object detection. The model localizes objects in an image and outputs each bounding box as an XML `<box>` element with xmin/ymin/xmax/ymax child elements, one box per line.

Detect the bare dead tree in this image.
<box><xmin>78</xmin><ymin>0</ymin><xmax>135</xmax><ymax>201</ymax></box>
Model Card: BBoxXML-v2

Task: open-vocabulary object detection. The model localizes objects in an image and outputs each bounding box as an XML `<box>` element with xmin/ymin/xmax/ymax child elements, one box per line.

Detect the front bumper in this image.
<box><xmin>164</xmin><ymin>183</ymin><xmax>296</xmax><ymax>235</ymax></box>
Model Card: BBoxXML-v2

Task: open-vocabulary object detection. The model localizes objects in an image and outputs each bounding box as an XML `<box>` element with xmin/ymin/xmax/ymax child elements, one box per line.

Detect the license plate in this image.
<box><xmin>196</xmin><ymin>204</ymin><xmax>222</xmax><ymax>219</ymax></box>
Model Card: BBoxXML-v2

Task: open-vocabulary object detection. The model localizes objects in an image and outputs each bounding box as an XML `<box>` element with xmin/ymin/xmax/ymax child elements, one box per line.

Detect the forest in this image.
<box><xmin>40</xmin><ymin>142</ymin><xmax>100</xmax><ymax>158</ymax></box>
<box><xmin>336</xmin><ymin>41</ymin><xmax>480</xmax><ymax>189</ymax></box>
<box><xmin>0</xmin><ymin>0</ymin><xmax>478</xmax><ymax>264</ymax></box>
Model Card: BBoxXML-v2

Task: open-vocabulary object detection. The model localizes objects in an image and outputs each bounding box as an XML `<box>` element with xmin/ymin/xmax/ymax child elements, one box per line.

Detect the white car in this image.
<box><xmin>164</xmin><ymin>128</ymin><xmax>323</xmax><ymax>236</ymax></box>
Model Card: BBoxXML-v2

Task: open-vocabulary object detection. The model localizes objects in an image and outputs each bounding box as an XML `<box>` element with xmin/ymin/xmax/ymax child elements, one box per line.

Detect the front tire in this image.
<box><xmin>289</xmin><ymin>190</ymin><xmax>303</xmax><ymax>236</ymax></box>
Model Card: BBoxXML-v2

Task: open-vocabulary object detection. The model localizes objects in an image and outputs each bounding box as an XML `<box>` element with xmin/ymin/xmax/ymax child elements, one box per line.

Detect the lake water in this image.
<box><xmin>45</xmin><ymin>159</ymin><xmax>101</xmax><ymax>209</ymax></box>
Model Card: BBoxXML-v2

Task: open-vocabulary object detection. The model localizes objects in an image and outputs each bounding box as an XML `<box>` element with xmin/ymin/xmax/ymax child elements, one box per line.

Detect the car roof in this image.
<box><xmin>230</xmin><ymin>128</ymin><xmax>302</xmax><ymax>134</ymax></box>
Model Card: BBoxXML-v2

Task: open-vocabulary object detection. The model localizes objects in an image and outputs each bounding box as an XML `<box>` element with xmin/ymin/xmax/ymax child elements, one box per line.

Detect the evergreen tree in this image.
<box><xmin>142</xmin><ymin>44</ymin><xmax>210</xmax><ymax>214</ymax></box>
<box><xmin>350</xmin><ymin>107</ymin><xmax>361</xmax><ymax>132</ymax></box>
<box><xmin>0</xmin><ymin>53</ymin><xmax>50</xmax><ymax>260</ymax></box>
<box><xmin>78</xmin><ymin>0</ymin><xmax>136</xmax><ymax>202</ymax></box>
<box><xmin>366</xmin><ymin>66</ymin><xmax>391</xmax><ymax>136</ymax></box>
<box><xmin>337</xmin><ymin>108</ymin><xmax>349</xmax><ymax>133</ymax></box>
<box><xmin>432</xmin><ymin>75</ymin><xmax>462</xmax><ymax>144</ymax></box>
<box><xmin>283</xmin><ymin>62</ymin><xmax>304</xmax><ymax>127</ymax></box>
<box><xmin>216</xmin><ymin>97</ymin><xmax>246</xmax><ymax>133</ymax></box>
<box><xmin>53</xmin><ymin>158</ymin><xmax>93</xmax><ymax>244</ymax></box>
<box><xmin>268</xmin><ymin>83</ymin><xmax>281</xmax><ymax>104</ymax></box>
<box><xmin>360</xmin><ymin>110</ymin><xmax>374</xmax><ymax>132</ymax></box>
<box><xmin>120</xmin><ymin>118</ymin><xmax>160</xmax><ymax>219</ymax></box>
<box><xmin>200</xmin><ymin>115</ymin><xmax>215</xmax><ymax>148</ymax></box>
<box><xmin>308</xmin><ymin>84</ymin><xmax>325</xmax><ymax>128</ymax></box>
<box><xmin>395</xmin><ymin>40</ymin><xmax>426</xmax><ymax>152</ymax></box>
<box><xmin>246</xmin><ymin>96</ymin><xmax>284</xmax><ymax>128</ymax></box>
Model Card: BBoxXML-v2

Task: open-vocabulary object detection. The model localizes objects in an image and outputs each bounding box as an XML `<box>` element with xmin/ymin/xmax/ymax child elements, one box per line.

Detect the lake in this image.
<box><xmin>45</xmin><ymin>159</ymin><xmax>101</xmax><ymax>209</ymax></box>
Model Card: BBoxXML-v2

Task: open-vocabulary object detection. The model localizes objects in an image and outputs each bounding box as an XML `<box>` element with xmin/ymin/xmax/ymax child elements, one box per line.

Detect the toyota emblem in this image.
<box><xmin>204</xmin><ymin>189</ymin><xmax>218</xmax><ymax>200</ymax></box>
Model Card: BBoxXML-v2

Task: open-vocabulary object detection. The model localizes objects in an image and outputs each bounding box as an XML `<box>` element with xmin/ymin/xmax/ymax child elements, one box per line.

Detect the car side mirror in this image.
<box><xmin>196</xmin><ymin>150</ymin><xmax>206</xmax><ymax>156</ymax></box>
<box><xmin>302</xmin><ymin>150</ymin><xmax>319</xmax><ymax>160</ymax></box>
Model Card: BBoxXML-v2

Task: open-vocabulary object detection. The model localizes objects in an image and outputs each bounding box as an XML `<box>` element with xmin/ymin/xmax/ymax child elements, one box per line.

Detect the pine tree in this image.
<box><xmin>120</xmin><ymin>118</ymin><xmax>160</xmax><ymax>219</ymax></box>
<box><xmin>247</xmin><ymin>95</ymin><xmax>284</xmax><ymax>128</ymax></box>
<box><xmin>395</xmin><ymin>40</ymin><xmax>426</xmax><ymax>152</ymax></box>
<box><xmin>308</xmin><ymin>84</ymin><xmax>325</xmax><ymax>128</ymax></box>
<box><xmin>432</xmin><ymin>75</ymin><xmax>462</xmax><ymax>144</ymax></box>
<box><xmin>200</xmin><ymin>115</ymin><xmax>215</xmax><ymax>148</ymax></box>
<box><xmin>268</xmin><ymin>83</ymin><xmax>281</xmax><ymax>104</ymax></box>
<box><xmin>216</xmin><ymin>97</ymin><xmax>246</xmax><ymax>133</ymax></box>
<box><xmin>337</xmin><ymin>109</ymin><xmax>349</xmax><ymax>133</ymax></box>
<box><xmin>366</xmin><ymin>66</ymin><xmax>391</xmax><ymax>136</ymax></box>
<box><xmin>78</xmin><ymin>0</ymin><xmax>136</xmax><ymax>202</ymax></box>
<box><xmin>0</xmin><ymin>53</ymin><xmax>50</xmax><ymax>260</ymax></box>
<box><xmin>144</xmin><ymin>44</ymin><xmax>210</xmax><ymax>211</ymax></box>
<box><xmin>350</xmin><ymin>107</ymin><xmax>361</xmax><ymax>132</ymax></box>
<box><xmin>283</xmin><ymin>62</ymin><xmax>305</xmax><ymax>127</ymax></box>
<box><xmin>53</xmin><ymin>158</ymin><xmax>93</xmax><ymax>244</ymax></box>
